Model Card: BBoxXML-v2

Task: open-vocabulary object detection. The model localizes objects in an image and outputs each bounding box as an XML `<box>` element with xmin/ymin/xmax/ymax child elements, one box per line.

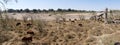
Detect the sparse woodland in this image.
<box><xmin>0</xmin><ymin>0</ymin><xmax>120</xmax><ymax>45</ymax></box>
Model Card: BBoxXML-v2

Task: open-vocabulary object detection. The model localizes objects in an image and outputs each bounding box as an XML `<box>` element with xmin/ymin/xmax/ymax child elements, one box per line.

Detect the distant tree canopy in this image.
<box><xmin>48</xmin><ymin>9</ymin><xmax>54</xmax><ymax>12</ymax></box>
<box><xmin>24</xmin><ymin>8</ymin><xmax>30</xmax><ymax>13</ymax></box>
<box><xmin>6</xmin><ymin>8</ymin><xmax>96</xmax><ymax>13</ymax></box>
<box><xmin>32</xmin><ymin>9</ymin><xmax>38</xmax><ymax>13</ymax></box>
<box><xmin>8</xmin><ymin>9</ymin><xmax>16</xmax><ymax>13</ymax></box>
<box><xmin>0</xmin><ymin>0</ymin><xmax>95</xmax><ymax>14</ymax></box>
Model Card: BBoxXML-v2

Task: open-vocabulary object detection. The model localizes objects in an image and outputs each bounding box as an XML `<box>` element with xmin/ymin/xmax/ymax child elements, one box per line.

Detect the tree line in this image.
<box><xmin>6</xmin><ymin>8</ymin><xmax>96</xmax><ymax>13</ymax></box>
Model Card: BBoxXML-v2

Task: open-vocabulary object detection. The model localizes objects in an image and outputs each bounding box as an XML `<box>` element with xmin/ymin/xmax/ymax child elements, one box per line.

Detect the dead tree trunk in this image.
<box><xmin>104</xmin><ymin>8</ymin><xmax>108</xmax><ymax>23</ymax></box>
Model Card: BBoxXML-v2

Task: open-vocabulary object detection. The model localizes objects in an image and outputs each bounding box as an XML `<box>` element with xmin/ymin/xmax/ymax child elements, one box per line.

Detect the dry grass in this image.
<box><xmin>0</xmin><ymin>15</ymin><xmax>120</xmax><ymax>45</ymax></box>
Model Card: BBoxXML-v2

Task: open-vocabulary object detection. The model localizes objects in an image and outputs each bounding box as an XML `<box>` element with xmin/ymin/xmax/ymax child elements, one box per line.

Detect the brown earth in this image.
<box><xmin>0</xmin><ymin>19</ymin><xmax>120</xmax><ymax>45</ymax></box>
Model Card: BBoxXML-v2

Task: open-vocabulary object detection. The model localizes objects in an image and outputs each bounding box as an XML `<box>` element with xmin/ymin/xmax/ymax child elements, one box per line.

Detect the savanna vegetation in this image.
<box><xmin>0</xmin><ymin>0</ymin><xmax>120</xmax><ymax>45</ymax></box>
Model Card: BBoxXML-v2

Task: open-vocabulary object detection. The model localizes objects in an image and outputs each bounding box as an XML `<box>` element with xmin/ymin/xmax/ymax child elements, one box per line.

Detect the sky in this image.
<box><xmin>3</xmin><ymin>0</ymin><xmax>120</xmax><ymax>11</ymax></box>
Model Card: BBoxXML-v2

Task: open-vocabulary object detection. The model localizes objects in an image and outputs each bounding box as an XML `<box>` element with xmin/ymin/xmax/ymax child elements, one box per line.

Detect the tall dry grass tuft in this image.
<box><xmin>79</xmin><ymin>15</ymin><xmax>85</xmax><ymax>20</ymax></box>
<box><xmin>32</xmin><ymin>19</ymin><xmax>47</xmax><ymax>38</ymax></box>
<box><xmin>0</xmin><ymin>13</ymin><xmax>11</xmax><ymax>30</ymax></box>
<box><xmin>0</xmin><ymin>0</ymin><xmax>17</xmax><ymax>31</ymax></box>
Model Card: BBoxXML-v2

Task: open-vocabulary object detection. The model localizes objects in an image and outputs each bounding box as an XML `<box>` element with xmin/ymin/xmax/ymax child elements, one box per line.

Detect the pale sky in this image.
<box><xmin>4</xmin><ymin>0</ymin><xmax>120</xmax><ymax>11</ymax></box>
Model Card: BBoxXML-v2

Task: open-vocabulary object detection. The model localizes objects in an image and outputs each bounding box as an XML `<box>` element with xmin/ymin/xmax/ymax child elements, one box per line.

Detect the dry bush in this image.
<box><xmin>56</xmin><ymin>14</ymin><xmax>67</xmax><ymax>23</ymax></box>
<box><xmin>79</xmin><ymin>15</ymin><xmax>85</xmax><ymax>20</ymax></box>
<box><xmin>32</xmin><ymin>19</ymin><xmax>48</xmax><ymax>38</ymax></box>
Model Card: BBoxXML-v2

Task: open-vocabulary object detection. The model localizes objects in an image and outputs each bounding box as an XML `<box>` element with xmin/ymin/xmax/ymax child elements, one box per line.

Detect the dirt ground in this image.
<box><xmin>0</xmin><ymin>19</ymin><xmax>120</xmax><ymax>45</ymax></box>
